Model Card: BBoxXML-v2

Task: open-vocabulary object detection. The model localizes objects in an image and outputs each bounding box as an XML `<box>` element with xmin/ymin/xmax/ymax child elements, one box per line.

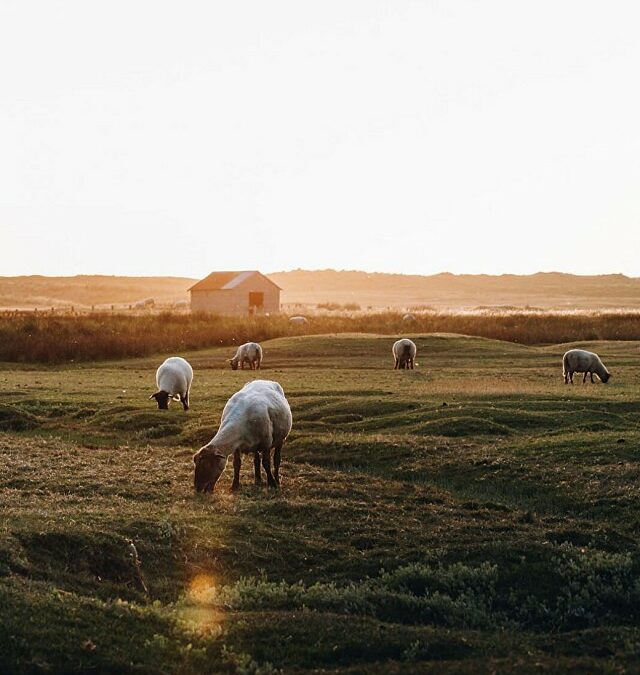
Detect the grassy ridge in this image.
<box><xmin>1</xmin><ymin>311</ymin><xmax>640</xmax><ymax>363</ymax></box>
<box><xmin>1</xmin><ymin>334</ymin><xmax>640</xmax><ymax>672</ymax></box>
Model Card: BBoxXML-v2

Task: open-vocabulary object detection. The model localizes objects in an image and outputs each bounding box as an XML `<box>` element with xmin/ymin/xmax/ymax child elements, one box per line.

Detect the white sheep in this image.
<box><xmin>393</xmin><ymin>338</ymin><xmax>417</xmax><ymax>370</ymax></box>
<box><xmin>402</xmin><ymin>313</ymin><xmax>416</xmax><ymax>322</ymax></box>
<box><xmin>289</xmin><ymin>316</ymin><xmax>308</xmax><ymax>325</ymax></box>
<box><xmin>229</xmin><ymin>342</ymin><xmax>263</xmax><ymax>370</ymax></box>
<box><xmin>193</xmin><ymin>380</ymin><xmax>292</xmax><ymax>492</ymax></box>
<box><xmin>150</xmin><ymin>356</ymin><xmax>194</xmax><ymax>410</ymax></box>
<box><xmin>563</xmin><ymin>349</ymin><xmax>611</xmax><ymax>384</ymax></box>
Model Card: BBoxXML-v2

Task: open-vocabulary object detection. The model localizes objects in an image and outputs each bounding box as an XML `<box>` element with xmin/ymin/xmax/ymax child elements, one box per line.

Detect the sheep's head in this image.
<box><xmin>150</xmin><ymin>390</ymin><xmax>170</xmax><ymax>409</ymax></box>
<box><xmin>229</xmin><ymin>358</ymin><xmax>239</xmax><ymax>371</ymax></box>
<box><xmin>193</xmin><ymin>446</ymin><xmax>228</xmax><ymax>493</ymax></box>
<box><xmin>601</xmin><ymin>372</ymin><xmax>611</xmax><ymax>383</ymax></box>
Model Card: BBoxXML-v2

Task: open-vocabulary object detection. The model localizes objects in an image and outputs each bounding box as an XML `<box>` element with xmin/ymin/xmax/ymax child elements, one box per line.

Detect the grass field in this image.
<box><xmin>1</xmin><ymin>333</ymin><xmax>640</xmax><ymax>673</ymax></box>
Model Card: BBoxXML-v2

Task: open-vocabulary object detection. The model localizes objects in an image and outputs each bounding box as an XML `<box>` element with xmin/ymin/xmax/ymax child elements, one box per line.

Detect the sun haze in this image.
<box><xmin>1</xmin><ymin>1</ymin><xmax>639</xmax><ymax>277</ymax></box>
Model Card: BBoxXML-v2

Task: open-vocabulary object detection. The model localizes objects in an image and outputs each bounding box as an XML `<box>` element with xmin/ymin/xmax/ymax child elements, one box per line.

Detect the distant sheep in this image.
<box><xmin>193</xmin><ymin>380</ymin><xmax>292</xmax><ymax>493</ymax></box>
<box><xmin>563</xmin><ymin>349</ymin><xmax>611</xmax><ymax>384</ymax></box>
<box><xmin>402</xmin><ymin>313</ymin><xmax>416</xmax><ymax>322</ymax></box>
<box><xmin>134</xmin><ymin>298</ymin><xmax>155</xmax><ymax>310</ymax></box>
<box><xmin>289</xmin><ymin>316</ymin><xmax>308</xmax><ymax>325</ymax></box>
<box><xmin>150</xmin><ymin>356</ymin><xmax>194</xmax><ymax>410</ymax></box>
<box><xmin>230</xmin><ymin>342</ymin><xmax>263</xmax><ymax>370</ymax></box>
<box><xmin>393</xmin><ymin>338</ymin><xmax>417</xmax><ymax>370</ymax></box>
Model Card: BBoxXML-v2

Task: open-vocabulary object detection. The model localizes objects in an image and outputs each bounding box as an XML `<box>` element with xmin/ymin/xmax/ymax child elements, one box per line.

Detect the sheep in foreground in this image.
<box><xmin>393</xmin><ymin>338</ymin><xmax>417</xmax><ymax>370</ymax></box>
<box><xmin>150</xmin><ymin>357</ymin><xmax>193</xmax><ymax>410</ymax></box>
<box><xmin>193</xmin><ymin>380</ymin><xmax>292</xmax><ymax>493</ymax></box>
<box><xmin>229</xmin><ymin>342</ymin><xmax>263</xmax><ymax>370</ymax></box>
<box><xmin>289</xmin><ymin>316</ymin><xmax>308</xmax><ymax>325</ymax></box>
<box><xmin>563</xmin><ymin>349</ymin><xmax>611</xmax><ymax>384</ymax></box>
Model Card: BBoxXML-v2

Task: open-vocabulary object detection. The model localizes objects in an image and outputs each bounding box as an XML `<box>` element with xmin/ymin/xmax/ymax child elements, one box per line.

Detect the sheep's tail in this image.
<box><xmin>562</xmin><ymin>353</ymin><xmax>569</xmax><ymax>377</ymax></box>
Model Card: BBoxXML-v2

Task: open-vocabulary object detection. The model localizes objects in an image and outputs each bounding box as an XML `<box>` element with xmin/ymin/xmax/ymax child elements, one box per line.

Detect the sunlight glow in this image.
<box><xmin>187</xmin><ymin>574</ymin><xmax>218</xmax><ymax>605</ymax></box>
<box><xmin>1</xmin><ymin>1</ymin><xmax>639</xmax><ymax>276</ymax></box>
<box><xmin>180</xmin><ymin>574</ymin><xmax>224</xmax><ymax>636</ymax></box>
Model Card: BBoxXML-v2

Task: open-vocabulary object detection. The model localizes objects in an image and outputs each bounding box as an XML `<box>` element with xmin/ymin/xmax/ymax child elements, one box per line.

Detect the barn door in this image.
<box><xmin>248</xmin><ymin>292</ymin><xmax>264</xmax><ymax>315</ymax></box>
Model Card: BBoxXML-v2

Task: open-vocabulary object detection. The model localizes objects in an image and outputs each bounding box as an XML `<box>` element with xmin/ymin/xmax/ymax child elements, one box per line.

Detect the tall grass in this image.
<box><xmin>1</xmin><ymin>311</ymin><xmax>639</xmax><ymax>363</ymax></box>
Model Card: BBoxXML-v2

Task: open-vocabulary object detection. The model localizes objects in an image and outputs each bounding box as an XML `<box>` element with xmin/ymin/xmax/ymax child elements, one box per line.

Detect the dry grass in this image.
<box><xmin>1</xmin><ymin>311</ymin><xmax>640</xmax><ymax>364</ymax></box>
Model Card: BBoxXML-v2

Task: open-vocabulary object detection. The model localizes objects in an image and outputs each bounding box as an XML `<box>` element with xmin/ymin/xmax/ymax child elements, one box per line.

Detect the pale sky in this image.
<box><xmin>1</xmin><ymin>1</ymin><xmax>639</xmax><ymax>278</ymax></box>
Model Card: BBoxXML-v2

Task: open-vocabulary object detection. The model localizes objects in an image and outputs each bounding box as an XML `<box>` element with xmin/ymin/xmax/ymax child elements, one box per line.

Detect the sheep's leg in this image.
<box><xmin>569</xmin><ymin>371</ymin><xmax>574</xmax><ymax>384</ymax></box>
<box><xmin>394</xmin><ymin>358</ymin><xmax>399</xmax><ymax>370</ymax></box>
<box><xmin>590</xmin><ymin>372</ymin><xmax>595</xmax><ymax>383</ymax></box>
<box><xmin>256</xmin><ymin>358</ymin><xmax>261</xmax><ymax>370</ymax></box>
<box><xmin>410</xmin><ymin>358</ymin><xmax>414</xmax><ymax>370</ymax></box>
<box><xmin>231</xmin><ymin>451</ymin><xmax>241</xmax><ymax>491</ymax></box>
<box><xmin>583</xmin><ymin>372</ymin><xmax>588</xmax><ymax>384</ymax></box>
<box><xmin>181</xmin><ymin>390</ymin><xmax>189</xmax><ymax>411</ymax></box>
<box><xmin>261</xmin><ymin>449</ymin><xmax>278</xmax><ymax>489</ymax></box>
<box><xmin>273</xmin><ymin>444</ymin><xmax>282</xmax><ymax>486</ymax></box>
<box><xmin>254</xmin><ymin>450</ymin><xmax>262</xmax><ymax>485</ymax></box>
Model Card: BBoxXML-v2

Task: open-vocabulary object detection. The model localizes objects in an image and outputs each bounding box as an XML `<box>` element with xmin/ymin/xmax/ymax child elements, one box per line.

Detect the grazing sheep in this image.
<box><xmin>393</xmin><ymin>338</ymin><xmax>417</xmax><ymax>370</ymax></box>
<box><xmin>289</xmin><ymin>316</ymin><xmax>308</xmax><ymax>325</ymax></box>
<box><xmin>229</xmin><ymin>342</ymin><xmax>263</xmax><ymax>370</ymax></box>
<box><xmin>193</xmin><ymin>380</ymin><xmax>292</xmax><ymax>493</ymax></box>
<box><xmin>402</xmin><ymin>313</ymin><xmax>416</xmax><ymax>322</ymax></box>
<box><xmin>150</xmin><ymin>357</ymin><xmax>194</xmax><ymax>410</ymax></box>
<box><xmin>563</xmin><ymin>349</ymin><xmax>611</xmax><ymax>384</ymax></box>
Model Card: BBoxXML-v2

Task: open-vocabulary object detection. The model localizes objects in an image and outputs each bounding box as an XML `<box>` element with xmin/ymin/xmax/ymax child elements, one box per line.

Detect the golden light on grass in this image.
<box><xmin>187</xmin><ymin>573</ymin><xmax>217</xmax><ymax>604</ymax></box>
<box><xmin>179</xmin><ymin>574</ymin><xmax>224</xmax><ymax>637</ymax></box>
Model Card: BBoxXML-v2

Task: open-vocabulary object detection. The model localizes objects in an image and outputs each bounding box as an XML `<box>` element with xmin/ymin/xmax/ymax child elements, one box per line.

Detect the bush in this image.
<box><xmin>184</xmin><ymin>549</ymin><xmax>640</xmax><ymax>632</ymax></box>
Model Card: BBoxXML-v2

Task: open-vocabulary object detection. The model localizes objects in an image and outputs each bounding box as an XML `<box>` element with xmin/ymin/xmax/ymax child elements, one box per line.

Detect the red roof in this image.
<box><xmin>188</xmin><ymin>271</ymin><xmax>282</xmax><ymax>292</ymax></box>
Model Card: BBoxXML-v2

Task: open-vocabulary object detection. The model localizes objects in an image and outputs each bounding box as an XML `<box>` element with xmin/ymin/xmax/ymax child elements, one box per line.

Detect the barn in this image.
<box><xmin>188</xmin><ymin>271</ymin><xmax>281</xmax><ymax>316</ymax></box>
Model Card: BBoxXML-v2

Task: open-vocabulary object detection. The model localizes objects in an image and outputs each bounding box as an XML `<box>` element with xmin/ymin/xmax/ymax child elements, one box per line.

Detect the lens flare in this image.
<box><xmin>180</xmin><ymin>574</ymin><xmax>223</xmax><ymax>636</ymax></box>
<box><xmin>188</xmin><ymin>573</ymin><xmax>217</xmax><ymax>604</ymax></box>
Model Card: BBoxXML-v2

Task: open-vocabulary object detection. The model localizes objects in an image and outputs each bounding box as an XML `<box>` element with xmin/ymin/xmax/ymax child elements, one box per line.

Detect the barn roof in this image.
<box><xmin>188</xmin><ymin>271</ymin><xmax>282</xmax><ymax>292</ymax></box>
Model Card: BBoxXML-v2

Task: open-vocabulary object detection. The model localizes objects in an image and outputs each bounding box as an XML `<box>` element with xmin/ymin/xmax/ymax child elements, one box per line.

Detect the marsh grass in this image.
<box><xmin>1</xmin><ymin>310</ymin><xmax>640</xmax><ymax>363</ymax></box>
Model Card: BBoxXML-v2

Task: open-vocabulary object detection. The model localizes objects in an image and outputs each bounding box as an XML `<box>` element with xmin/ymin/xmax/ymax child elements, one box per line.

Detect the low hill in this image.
<box><xmin>0</xmin><ymin>275</ymin><xmax>195</xmax><ymax>309</ymax></box>
<box><xmin>0</xmin><ymin>270</ymin><xmax>639</xmax><ymax>310</ymax></box>
<box><xmin>270</xmin><ymin>269</ymin><xmax>640</xmax><ymax>310</ymax></box>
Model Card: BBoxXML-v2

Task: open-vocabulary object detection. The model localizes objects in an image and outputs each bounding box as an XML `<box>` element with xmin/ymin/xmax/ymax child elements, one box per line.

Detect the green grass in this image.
<box><xmin>1</xmin><ymin>333</ymin><xmax>640</xmax><ymax>673</ymax></box>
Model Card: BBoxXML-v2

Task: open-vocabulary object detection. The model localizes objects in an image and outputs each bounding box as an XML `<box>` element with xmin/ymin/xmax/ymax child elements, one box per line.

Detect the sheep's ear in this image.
<box><xmin>195</xmin><ymin>445</ymin><xmax>226</xmax><ymax>461</ymax></box>
<box><xmin>149</xmin><ymin>392</ymin><xmax>159</xmax><ymax>400</ymax></box>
